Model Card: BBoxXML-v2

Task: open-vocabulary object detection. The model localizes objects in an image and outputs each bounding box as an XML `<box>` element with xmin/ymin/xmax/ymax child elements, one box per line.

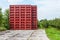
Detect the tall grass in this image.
<box><xmin>45</xmin><ymin>27</ymin><xmax>60</xmax><ymax>40</ymax></box>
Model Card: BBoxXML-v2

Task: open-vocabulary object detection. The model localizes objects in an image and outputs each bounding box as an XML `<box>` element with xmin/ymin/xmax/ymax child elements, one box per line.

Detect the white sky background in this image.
<box><xmin>0</xmin><ymin>0</ymin><xmax>60</xmax><ymax>20</ymax></box>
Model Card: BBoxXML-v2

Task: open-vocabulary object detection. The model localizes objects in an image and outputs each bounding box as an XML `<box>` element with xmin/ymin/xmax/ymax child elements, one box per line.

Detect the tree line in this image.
<box><xmin>38</xmin><ymin>18</ymin><xmax>60</xmax><ymax>29</ymax></box>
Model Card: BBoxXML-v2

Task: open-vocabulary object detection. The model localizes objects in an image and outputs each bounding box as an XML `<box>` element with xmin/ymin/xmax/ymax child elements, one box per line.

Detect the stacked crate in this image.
<box><xmin>9</xmin><ymin>5</ymin><xmax>37</xmax><ymax>30</ymax></box>
<box><xmin>32</xmin><ymin>6</ymin><xmax>37</xmax><ymax>29</ymax></box>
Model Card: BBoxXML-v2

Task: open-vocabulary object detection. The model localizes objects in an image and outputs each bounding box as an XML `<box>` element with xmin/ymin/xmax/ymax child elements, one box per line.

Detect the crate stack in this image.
<box><xmin>9</xmin><ymin>5</ymin><xmax>37</xmax><ymax>30</ymax></box>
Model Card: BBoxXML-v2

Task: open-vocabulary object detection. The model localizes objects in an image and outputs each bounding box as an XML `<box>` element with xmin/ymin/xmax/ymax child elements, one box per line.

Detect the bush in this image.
<box><xmin>48</xmin><ymin>18</ymin><xmax>60</xmax><ymax>29</ymax></box>
<box><xmin>38</xmin><ymin>19</ymin><xmax>49</xmax><ymax>28</ymax></box>
<box><xmin>0</xmin><ymin>27</ymin><xmax>7</xmax><ymax>31</ymax></box>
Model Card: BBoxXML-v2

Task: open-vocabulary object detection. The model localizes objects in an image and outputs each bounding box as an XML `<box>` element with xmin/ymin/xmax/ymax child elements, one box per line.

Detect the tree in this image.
<box><xmin>3</xmin><ymin>9</ymin><xmax>9</xmax><ymax>29</ymax></box>
<box><xmin>0</xmin><ymin>8</ymin><xmax>3</xmax><ymax>27</ymax></box>
<box><xmin>40</xmin><ymin>19</ymin><xmax>49</xmax><ymax>28</ymax></box>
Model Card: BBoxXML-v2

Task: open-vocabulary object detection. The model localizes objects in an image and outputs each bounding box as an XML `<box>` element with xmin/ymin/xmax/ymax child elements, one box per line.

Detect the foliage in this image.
<box><xmin>40</xmin><ymin>19</ymin><xmax>49</xmax><ymax>28</ymax></box>
<box><xmin>0</xmin><ymin>8</ymin><xmax>9</xmax><ymax>31</ymax></box>
<box><xmin>0</xmin><ymin>27</ymin><xmax>7</xmax><ymax>31</ymax></box>
<box><xmin>0</xmin><ymin>8</ymin><xmax>7</xmax><ymax>31</ymax></box>
<box><xmin>38</xmin><ymin>19</ymin><xmax>49</xmax><ymax>28</ymax></box>
<box><xmin>3</xmin><ymin>9</ymin><xmax>9</xmax><ymax>29</ymax></box>
<box><xmin>0</xmin><ymin>8</ymin><xmax>3</xmax><ymax>27</ymax></box>
<box><xmin>48</xmin><ymin>18</ymin><xmax>60</xmax><ymax>29</ymax></box>
<box><xmin>38</xmin><ymin>18</ymin><xmax>60</xmax><ymax>29</ymax></box>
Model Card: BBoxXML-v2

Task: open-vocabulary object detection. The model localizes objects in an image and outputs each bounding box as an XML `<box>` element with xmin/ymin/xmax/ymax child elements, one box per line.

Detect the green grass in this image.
<box><xmin>45</xmin><ymin>27</ymin><xmax>60</xmax><ymax>40</ymax></box>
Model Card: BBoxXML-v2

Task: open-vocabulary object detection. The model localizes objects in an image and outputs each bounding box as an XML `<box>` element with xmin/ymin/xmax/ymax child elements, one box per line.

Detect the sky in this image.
<box><xmin>0</xmin><ymin>0</ymin><xmax>60</xmax><ymax>20</ymax></box>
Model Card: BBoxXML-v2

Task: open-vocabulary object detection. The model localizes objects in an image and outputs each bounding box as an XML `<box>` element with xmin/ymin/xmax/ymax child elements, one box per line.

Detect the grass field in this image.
<box><xmin>45</xmin><ymin>27</ymin><xmax>60</xmax><ymax>40</ymax></box>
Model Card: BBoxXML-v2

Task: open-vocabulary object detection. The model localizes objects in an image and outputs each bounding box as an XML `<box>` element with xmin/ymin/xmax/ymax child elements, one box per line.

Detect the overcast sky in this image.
<box><xmin>0</xmin><ymin>0</ymin><xmax>60</xmax><ymax>20</ymax></box>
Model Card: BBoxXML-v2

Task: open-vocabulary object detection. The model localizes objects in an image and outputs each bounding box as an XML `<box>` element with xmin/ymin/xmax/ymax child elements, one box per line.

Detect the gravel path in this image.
<box><xmin>0</xmin><ymin>30</ymin><xmax>49</xmax><ymax>40</ymax></box>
